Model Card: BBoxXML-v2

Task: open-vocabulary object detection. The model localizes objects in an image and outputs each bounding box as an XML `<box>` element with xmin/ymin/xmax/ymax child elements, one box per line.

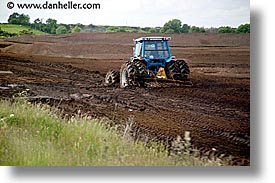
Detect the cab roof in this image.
<box><xmin>134</xmin><ymin>37</ymin><xmax>171</xmax><ymax>42</ymax></box>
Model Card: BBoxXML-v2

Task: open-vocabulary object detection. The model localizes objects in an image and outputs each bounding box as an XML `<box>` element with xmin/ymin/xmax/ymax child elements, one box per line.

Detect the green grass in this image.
<box><xmin>0</xmin><ymin>99</ymin><xmax>231</xmax><ymax>166</ymax></box>
<box><xmin>0</xmin><ymin>24</ymin><xmax>46</xmax><ymax>36</ymax></box>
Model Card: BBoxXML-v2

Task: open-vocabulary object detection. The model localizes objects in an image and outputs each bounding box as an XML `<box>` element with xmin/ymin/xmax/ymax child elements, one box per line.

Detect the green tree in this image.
<box><xmin>56</xmin><ymin>25</ymin><xmax>67</xmax><ymax>34</ymax></box>
<box><xmin>45</xmin><ymin>18</ymin><xmax>57</xmax><ymax>34</ymax></box>
<box><xmin>165</xmin><ymin>28</ymin><xmax>174</xmax><ymax>33</ymax></box>
<box><xmin>142</xmin><ymin>27</ymin><xmax>151</xmax><ymax>32</ymax></box>
<box><xmin>33</xmin><ymin>18</ymin><xmax>43</xmax><ymax>30</ymax></box>
<box><xmin>8</xmin><ymin>13</ymin><xmax>20</xmax><ymax>24</ymax></box>
<box><xmin>189</xmin><ymin>26</ymin><xmax>200</xmax><ymax>33</ymax></box>
<box><xmin>19</xmin><ymin>14</ymin><xmax>30</xmax><ymax>25</ymax></box>
<box><xmin>162</xmin><ymin>19</ymin><xmax>182</xmax><ymax>33</ymax></box>
<box><xmin>199</xmin><ymin>27</ymin><xmax>206</xmax><ymax>33</ymax></box>
<box><xmin>236</xmin><ymin>24</ymin><xmax>250</xmax><ymax>33</ymax></box>
<box><xmin>189</xmin><ymin>26</ymin><xmax>205</xmax><ymax>33</ymax></box>
<box><xmin>71</xmin><ymin>25</ymin><xmax>81</xmax><ymax>33</ymax></box>
<box><xmin>155</xmin><ymin>27</ymin><xmax>161</xmax><ymax>33</ymax></box>
<box><xmin>76</xmin><ymin>23</ymin><xmax>84</xmax><ymax>29</ymax></box>
<box><xmin>8</xmin><ymin>13</ymin><xmax>30</xmax><ymax>25</ymax></box>
<box><xmin>218</xmin><ymin>26</ymin><xmax>235</xmax><ymax>33</ymax></box>
<box><xmin>181</xmin><ymin>24</ymin><xmax>190</xmax><ymax>33</ymax></box>
<box><xmin>149</xmin><ymin>28</ymin><xmax>157</xmax><ymax>33</ymax></box>
<box><xmin>117</xmin><ymin>27</ymin><xmax>126</xmax><ymax>32</ymax></box>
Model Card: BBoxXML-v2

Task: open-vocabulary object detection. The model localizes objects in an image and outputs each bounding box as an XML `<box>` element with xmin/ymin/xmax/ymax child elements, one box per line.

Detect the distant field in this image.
<box><xmin>0</xmin><ymin>24</ymin><xmax>47</xmax><ymax>36</ymax></box>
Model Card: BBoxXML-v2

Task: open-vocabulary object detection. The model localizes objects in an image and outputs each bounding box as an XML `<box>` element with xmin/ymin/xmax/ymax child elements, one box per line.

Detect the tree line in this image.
<box><xmin>158</xmin><ymin>19</ymin><xmax>250</xmax><ymax>33</ymax></box>
<box><xmin>7</xmin><ymin>13</ymin><xmax>250</xmax><ymax>34</ymax></box>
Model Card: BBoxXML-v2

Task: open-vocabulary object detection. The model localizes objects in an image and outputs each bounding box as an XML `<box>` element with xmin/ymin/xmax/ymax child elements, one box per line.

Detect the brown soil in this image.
<box><xmin>0</xmin><ymin>32</ymin><xmax>250</xmax><ymax>164</ymax></box>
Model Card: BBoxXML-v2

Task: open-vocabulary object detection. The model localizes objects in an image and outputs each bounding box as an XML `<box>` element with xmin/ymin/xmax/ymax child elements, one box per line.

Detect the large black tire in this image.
<box><xmin>166</xmin><ymin>60</ymin><xmax>190</xmax><ymax>80</ymax></box>
<box><xmin>120</xmin><ymin>62</ymin><xmax>139</xmax><ymax>88</ymax></box>
<box><xmin>105</xmin><ymin>69</ymin><xmax>120</xmax><ymax>86</ymax></box>
<box><xmin>133</xmin><ymin>61</ymin><xmax>148</xmax><ymax>78</ymax></box>
<box><xmin>177</xmin><ymin>60</ymin><xmax>190</xmax><ymax>75</ymax></box>
<box><xmin>133</xmin><ymin>61</ymin><xmax>148</xmax><ymax>87</ymax></box>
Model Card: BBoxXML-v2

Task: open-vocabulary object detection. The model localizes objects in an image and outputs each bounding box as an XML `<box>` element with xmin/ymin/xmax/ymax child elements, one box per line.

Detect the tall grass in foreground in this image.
<box><xmin>0</xmin><ymin>100</ymin><xmax>230</xmax><ymax>166</ymax></box>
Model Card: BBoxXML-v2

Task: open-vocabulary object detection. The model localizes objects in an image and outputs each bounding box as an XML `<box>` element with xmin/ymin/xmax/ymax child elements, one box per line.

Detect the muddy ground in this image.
<box><xmin>0</xmin><ymin>32</ymin><xmax>250</xmax><ymax>164</ymax></box>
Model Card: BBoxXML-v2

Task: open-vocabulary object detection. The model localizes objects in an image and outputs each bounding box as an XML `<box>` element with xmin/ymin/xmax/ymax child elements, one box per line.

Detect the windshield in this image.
<box><xmin>144</xmin><ymin>40</ymin><xmax>170</xmax><ymax>59</ymax></box>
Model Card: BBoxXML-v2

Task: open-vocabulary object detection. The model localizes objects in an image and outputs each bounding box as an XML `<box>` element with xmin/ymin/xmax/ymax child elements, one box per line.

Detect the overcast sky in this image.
<box><xmin>0</xmin><ymin>0</ymin><xmax>250</xmax><ymax>27</ymax></box>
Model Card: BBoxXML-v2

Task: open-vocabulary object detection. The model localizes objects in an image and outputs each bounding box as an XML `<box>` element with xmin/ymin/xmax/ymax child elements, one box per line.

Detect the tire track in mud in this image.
<box><xmin>68</xmin><ymin>85</ymin><xmax>250</xmax><ymax>159</ymax></box>
<box><xmin>88</xmin><ymin>81</ymin><xmax>250</xmax><ymax>159</ymax></box>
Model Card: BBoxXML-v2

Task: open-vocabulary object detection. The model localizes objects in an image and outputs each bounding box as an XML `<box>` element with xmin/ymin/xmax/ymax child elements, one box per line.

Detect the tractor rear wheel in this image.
<box><xmin>120</xmin><ymin>62</ymin><xmax>139</xmax><ymax>88</ymax></box>
<box><xmin>133</xmin><ymin>61</ymin><xmax>148</xmax><ymax>78</ymax></box>
<box><xmin>105</xmin><ymin>69</ymin><xmax>119</xmax><ymax>86</ymax></box>
<box><xmin>166</xmin><ymin>60</ymin><xmax>190</xmax><ymax>80</ymax></box>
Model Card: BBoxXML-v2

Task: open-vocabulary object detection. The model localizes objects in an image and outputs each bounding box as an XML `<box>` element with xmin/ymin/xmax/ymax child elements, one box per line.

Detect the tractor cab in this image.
<box><xmin>132</xmin><ymin>37</ymin><xmax>172</xmax><ymax>74</ymax></box>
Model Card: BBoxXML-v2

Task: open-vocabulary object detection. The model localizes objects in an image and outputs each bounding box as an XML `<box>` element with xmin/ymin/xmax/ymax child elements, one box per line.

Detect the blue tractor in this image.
<box><xmin>105</xmin><ymin>37</ymin><xmax>190</xmax><ymax>88</ymax></box>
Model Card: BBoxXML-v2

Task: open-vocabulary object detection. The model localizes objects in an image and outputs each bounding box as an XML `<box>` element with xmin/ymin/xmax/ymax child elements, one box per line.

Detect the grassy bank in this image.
<box><xmin>0</xmin><ymin>24</ymin><xmax>47</xmax><ymax>38</ymax></box>
<box><xmin>0</xmin><ymin>100</ymin><xmax>229</xmax><ymax>166</ymax></box>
